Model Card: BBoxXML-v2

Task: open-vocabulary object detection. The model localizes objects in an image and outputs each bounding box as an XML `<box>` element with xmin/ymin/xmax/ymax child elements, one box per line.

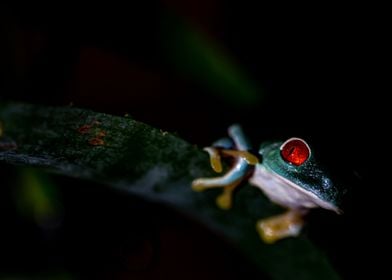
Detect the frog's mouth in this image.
<box><xmin>250</xmin><ymin>165</ymin><xmax>341</xmax><ymax>214</ymax></box>
<box><xmin>274</xmin><ymin>171</ymin><xmax>341</xmax><ymax>213</ymax></box>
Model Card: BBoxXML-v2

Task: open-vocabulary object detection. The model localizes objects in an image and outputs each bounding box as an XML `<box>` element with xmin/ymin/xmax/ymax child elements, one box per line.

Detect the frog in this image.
<box><xmin>192</xmin><ymin>124</ymin><xmax>343</xmax><ymax>244</ymax></box>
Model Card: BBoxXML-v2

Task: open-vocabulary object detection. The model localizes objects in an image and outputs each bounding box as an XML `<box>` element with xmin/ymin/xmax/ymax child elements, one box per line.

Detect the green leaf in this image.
<box><xmin>0</xmin><ymin>102</ymin><xmax>340</xmax><ymax>280</ymax></box>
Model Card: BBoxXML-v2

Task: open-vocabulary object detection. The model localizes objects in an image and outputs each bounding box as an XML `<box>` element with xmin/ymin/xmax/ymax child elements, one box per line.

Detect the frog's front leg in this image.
<box><xmin>215</xmin><ymin>179</ymin><xmax>242</xmax><ymax>209</ymax></box>
<box><xmin>192</xmin><ymin>124</ymin><xmax>257</xmax><ymax>209</ymax></box>
<box><xmin>192</xmin><ymin>157</ymin><xmax>249</xmax><ymax>191</ymax></box>
<box><xmin>256</xmin><ymin>209</ymin><xmax>307</xmax><ymax>244</ymax></box>
<box><xmin>192</xmin><ymin>158</ymin><xmax>251</xmax><ymax>209</ymax></box>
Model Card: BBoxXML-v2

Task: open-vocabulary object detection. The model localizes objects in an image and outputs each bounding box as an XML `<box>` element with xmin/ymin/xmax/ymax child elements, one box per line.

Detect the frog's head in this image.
<box><xmin>259</xmin><ymin>138</ymin><xmax>343</xmax><ymax>213</ymax></box>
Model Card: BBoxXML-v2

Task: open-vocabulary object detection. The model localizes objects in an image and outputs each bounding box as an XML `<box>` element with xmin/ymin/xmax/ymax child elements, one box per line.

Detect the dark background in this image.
<box><xmin>0</xmin><ymin>1</ymin><xmax>386</xmax><ymax>279</ymax></box>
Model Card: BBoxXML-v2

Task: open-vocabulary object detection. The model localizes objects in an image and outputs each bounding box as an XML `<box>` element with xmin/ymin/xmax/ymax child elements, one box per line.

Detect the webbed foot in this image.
<box><xmin>256</xmin><ymin>210</ymin><xmax>304</xmax><ymax>244</ymax></box>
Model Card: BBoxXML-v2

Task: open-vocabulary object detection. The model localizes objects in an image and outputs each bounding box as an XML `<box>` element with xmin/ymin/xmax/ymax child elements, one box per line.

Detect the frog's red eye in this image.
<box><xmin>280</xmin><ymin>138</ymin><xmax>310</xmax><ymax>166</ymax></box>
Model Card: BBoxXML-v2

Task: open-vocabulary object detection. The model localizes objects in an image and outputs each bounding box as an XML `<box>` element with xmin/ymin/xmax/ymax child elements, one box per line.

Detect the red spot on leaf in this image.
<box><xmin>88</xmin><ymin>138</ymin><xmax>105</xmax><ymax>146</ymax></box>
<box><xmin>77</xmin><ymin>124</ymin><xmax>92</xmax><ymax>134</ymax></box>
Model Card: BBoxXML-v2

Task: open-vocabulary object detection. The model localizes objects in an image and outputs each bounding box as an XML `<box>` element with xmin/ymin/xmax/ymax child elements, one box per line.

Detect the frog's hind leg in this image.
<box><xmin>256</xmin><ymin>210</ymin><xmax>306</xmax><ymax>244</ymax></box>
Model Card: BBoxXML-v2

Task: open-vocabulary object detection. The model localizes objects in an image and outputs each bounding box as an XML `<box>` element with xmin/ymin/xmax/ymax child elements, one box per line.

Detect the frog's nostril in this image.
<box><xmin>280</xmin><ymin>138</ymin><xmax>310</xmax><ymax>166</ymax></box>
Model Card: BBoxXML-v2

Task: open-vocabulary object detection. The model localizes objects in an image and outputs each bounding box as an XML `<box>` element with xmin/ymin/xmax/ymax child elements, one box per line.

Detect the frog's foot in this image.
<box><xmin>203</xmin><ymin>147</ymin><xmax>223</xmax><ymax>173</ymax></box>
<box><xmin>221</xmin><ymin>149</ymin><xmax>259</xmax><ymax>165</ymax></box>
<box><xmin>256</xmin><ymin>210</ymin><xmax>304</xmax><ymax>244</ymax></box>
<box><xmin>216</xmin><ymin>179</ymin><xmax>241</xmax><ymax>210</ymax></box>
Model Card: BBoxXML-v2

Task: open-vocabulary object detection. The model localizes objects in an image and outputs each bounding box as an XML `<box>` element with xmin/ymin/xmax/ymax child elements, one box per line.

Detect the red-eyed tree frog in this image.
<box><xmin>192</xmin><ymin>124</ymin><xmax>343</xmax><ymax>243</ymax></box>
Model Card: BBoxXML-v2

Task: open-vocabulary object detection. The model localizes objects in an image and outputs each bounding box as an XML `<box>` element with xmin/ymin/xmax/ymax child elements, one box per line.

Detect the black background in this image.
<box><xmin>0</xmin><ymin>1</ymin><xmax>386</xmax><ymax>279</ymax></box>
